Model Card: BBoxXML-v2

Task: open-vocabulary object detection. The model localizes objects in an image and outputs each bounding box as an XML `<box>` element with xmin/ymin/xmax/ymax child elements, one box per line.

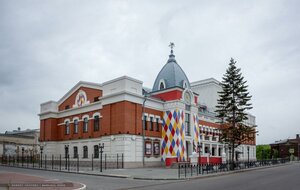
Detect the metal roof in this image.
<box><xmin>152</xmin><ymin>52</ymin><xmax>190</xmax><ymax>91</ymax></box>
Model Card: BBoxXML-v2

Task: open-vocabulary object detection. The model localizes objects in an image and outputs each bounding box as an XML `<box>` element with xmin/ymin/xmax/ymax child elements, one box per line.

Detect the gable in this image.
<box><xmin>58</xmin><ymin>86</ymin><xmax>102</xmax><ymax>111</ymax></box>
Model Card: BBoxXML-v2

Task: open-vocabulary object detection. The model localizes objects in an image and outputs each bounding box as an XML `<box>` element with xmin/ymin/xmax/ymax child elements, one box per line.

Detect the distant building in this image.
<box><xmin>0</xmin><ymin>128</ymin><xmax>40</xmax><ymax>157</ymax></box>
<box><xmin>39</xmin><ymin>46</ymin><xmax>256</xmax><ymax>167</ymax></box>
<box><xmin>270</xmin><ymin>134</ymin><xmax>300</xmax><ymax>159</ymax></box>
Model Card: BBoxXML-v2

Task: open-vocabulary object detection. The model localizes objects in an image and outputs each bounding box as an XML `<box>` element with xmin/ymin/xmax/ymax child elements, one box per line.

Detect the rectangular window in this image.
<box><xmin>74</xmin><ymin>119</ymin><xmax>78</xmax><ymax>134</ymax></box>
<box><xmin>185</xmin><ymin>113</ymin><xmax>190</xmax><ymax>136</ymax></box>
<box><xmin>150</xmin><ymin>117</ymin><xmax>153</xmax><ymax>131</ymax></box>
<box><xmin>94</xmin><ymin>145</ymin><xmax>99</xmax><ymax>158</ymax></box>
<box><xmin>153</xmin><ymin>141</ymin><xmax>160</xmax><ymax>155</ymax></box>
<box><xmin>65</xmin><ymin>121</ymin><xmax>70</xmax><ymax>135</ymax></box>
<box><xmin>94</xmin><ymin>116</ymin><xmax>99</xmax><ymax>131</ymax></box>
<box><xmin>73</xmin><ymin>146</ymin><xmax>78</xmax><ymax>158</ymax></box>
<box><xmin>156</xmin><ymin>118</ymin><xmax>160</xmax><ymax>132</ymax></box>
<box><xmin>143</xmin><ymin>116</ymin><xmax>147</xmax><ymax>130</ymax></box>
<box><xmin>205</xmin><ymin>147</ymin><xmax>209</xmax><ymax>154</ymax></box>
<box><xmin>83</xmin><ymin>118</ymin><xmax>88</xmax><ymax>133</ymax></box>
<box><xmin>94</xmin><ymin>97</ymin><xmax>99</xmax><ymax>102</ymax></box>
<box><xmin>145</xmin><ymin>141</ymin><xmax>152</xmax><ymax>156</ymax></box>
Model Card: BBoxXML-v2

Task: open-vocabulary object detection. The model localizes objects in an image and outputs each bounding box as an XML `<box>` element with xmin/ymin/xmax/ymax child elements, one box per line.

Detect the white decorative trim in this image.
<box><xmin>73</xmin><ymin>90</ymin><xmax>90</xmax><ymax>108</ymax></box>
<box><xmin>142</xmin><ymin>113</ymin><xmax>149</xmax><ymax>120</ymax></box>
<box><xmin>82</xmin><ymin>115</ymin><xmax>89</xmax><ymax>120</ymax></box>
<box><xmin>72</xmin><ymin>117</ymin><xmax>79</xmax><ymax>122</ymax></box>
<box><xmin>102</xmin><ymin>75</ymin><xmax>143</xmax><ymax>86</ymax></box>
<box><xmin>39</xmin><ymin>102</ymin><xmax>102</xmax><ymax>120</ymax></box>
<box><xmin>64</xmin><ymin>119</ymin><xmax>71</xmax><ymax>123</ymax></box>
<box><xmin>58</xmin><ymin>81</ymin><xmax>102</xmax><ymax>106</ymax></box>
<box><xmin>92</xmin><ymin>112</ymin><xmax>100</xmax><ymax>118</ymax></box>
<box><xmin>158</xmin><ymin>79</ymin><xmax>166</xmax><ymax>90</ymax></box>
<box><xmin>149</xmin><ymin>114</ymin><xmax>155</xmax><ymax>121</ymax></box>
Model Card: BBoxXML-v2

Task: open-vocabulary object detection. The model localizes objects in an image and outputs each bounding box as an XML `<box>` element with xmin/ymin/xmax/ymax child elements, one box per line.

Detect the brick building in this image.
<box><xmin>39</xmin><ymin>47</ymin><xmax>256</xmax><ymax>167</ymax></box>
<box><xmin>270</xmin><ymin>134</ymin><xmax>300</xmax><ymax>159</ymax></box>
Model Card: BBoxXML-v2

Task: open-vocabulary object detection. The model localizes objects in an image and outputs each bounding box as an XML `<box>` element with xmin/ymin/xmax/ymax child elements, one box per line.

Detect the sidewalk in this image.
<box><xmin>0</xmin><ymin>172</ymin><xmax>86</xmax><ymax>190</ymax></box>
<box><xmin>77</xmin><ymin>162</ymin><xmax>297</xmax><ymax>180</ymax></box>
<box><xmin>1</xmin><ymin>162</ymin><xmax>298</xmax><ymax>181</ymax></box>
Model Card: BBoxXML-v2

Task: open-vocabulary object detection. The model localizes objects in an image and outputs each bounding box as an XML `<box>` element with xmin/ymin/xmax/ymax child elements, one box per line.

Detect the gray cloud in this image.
<box><xmin>0</xmin><ymin>0</ymin><xmax>299</xmax><ymax>144</ymax></box>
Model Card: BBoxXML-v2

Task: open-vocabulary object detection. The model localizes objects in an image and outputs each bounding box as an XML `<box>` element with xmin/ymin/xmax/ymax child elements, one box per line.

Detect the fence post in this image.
<box><xmin>92</xmin><ymin>154</ymin><xmax>93</xmax><ymax>171</ymax></box>
<box><xmin>68</xmin><ymin>154</ymin><xmax>70</xmax><ymax>172</ymax></box>
<box><xmin>52</xmin><ymin>155</ymin><xmax>54</xmax><ymax>170</ymax></box>
<box><xmin>59</xmin><ymin>154</ymin><xmax>61</xmax><ymax>171</ymax></box>
<box><xmin>185</xmin><ymin>163</ymin><xmax>187</xmax><ymax>178</ymax></box>
<box><xmin>32</xmin><ymin>155</ymin><xmax>34</xmax><ymax>168</ymax></box>
<box><xmin>65</xmin><ymin>154</ymin><xmax>67</xmax><ymax>170</ymax></box>
<box><xmin>45</xmin><ymin>154</ymin><xmax>47</xmax><ymax>169</ymax></box>
<box><xmin>117</xmin><ymin>154</ymin><xmax>119</xmax><ymax>169</ymax></box>
<box><xmin>105</xmin><ymin>154</ymin><xmax>107</xmax><ymax>170</ymax></box>
<box><xmin>122</xmin><ymin>153</ymin><xmax>124</xmax><ymax>168</ymax></box>
<box><xmin>77</xmin><ymin>155</ymin><xmax>79</xmax><ymax>173</ymax></box>
<box><xmin>100</xmin><ymin>152</ymin><xmax>102</xmax><ymax>172</ymax></box>
<box><xmin>178</xmin><ymin>164</ymin><xmax>180</xmax><ymax>179</ymax></box>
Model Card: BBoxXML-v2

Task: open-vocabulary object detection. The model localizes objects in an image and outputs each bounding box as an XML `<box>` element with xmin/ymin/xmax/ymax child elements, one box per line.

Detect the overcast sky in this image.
<box><xmin>0</xmin><ymin>0</ymin><xmax>299</xmax><ymax>144</ymax></box>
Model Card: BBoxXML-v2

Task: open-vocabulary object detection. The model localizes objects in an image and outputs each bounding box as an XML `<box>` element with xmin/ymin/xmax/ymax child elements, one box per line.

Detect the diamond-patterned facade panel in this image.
<box><xmin>161</xmin><ymin>109</ymin><xmax>186</xmax><ymax>162</ymax></box>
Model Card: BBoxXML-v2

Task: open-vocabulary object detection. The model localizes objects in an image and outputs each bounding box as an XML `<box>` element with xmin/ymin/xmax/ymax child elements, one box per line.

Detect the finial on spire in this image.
<box><xmin>169</xmin><ymin>42</ymin><xmax>175</xmax><ymax>54</ymax></box>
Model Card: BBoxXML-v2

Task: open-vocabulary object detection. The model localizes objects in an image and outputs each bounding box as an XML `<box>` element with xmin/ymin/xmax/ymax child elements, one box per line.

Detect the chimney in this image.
<box><xmin>296</xmin><ymin>134</ymin><xmax>299</xmax><ymax>139</ymax></box>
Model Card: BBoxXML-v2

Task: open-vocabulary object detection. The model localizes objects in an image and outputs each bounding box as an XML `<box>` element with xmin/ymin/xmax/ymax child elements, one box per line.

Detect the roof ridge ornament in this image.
<box><xmin>169</xmin><ymin>42</ymin><xmax>175</xmax><ymax>54</ymax></box>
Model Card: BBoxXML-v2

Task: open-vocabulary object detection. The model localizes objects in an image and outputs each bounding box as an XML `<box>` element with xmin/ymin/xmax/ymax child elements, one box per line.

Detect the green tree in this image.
<box><xmin>256</xmin><ymin>145</ymin><xmax>271</xmax><ymax>160</ymax></box>
<box><xmin>216</xmin><ymin>58</ymin><xmax>254</xmax><ymax>170</ymax></box>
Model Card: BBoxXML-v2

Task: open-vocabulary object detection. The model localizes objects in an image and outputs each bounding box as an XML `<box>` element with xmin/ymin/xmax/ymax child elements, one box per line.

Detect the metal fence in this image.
<box><xmin>178</xmin><ymin>158</ymin><xmax>291</xmax><ymax>178</ymax></box>
<box><xmin>0</xmin><ymin>153</ymin><xmax>124</xmax><ymax>173</ymax></box>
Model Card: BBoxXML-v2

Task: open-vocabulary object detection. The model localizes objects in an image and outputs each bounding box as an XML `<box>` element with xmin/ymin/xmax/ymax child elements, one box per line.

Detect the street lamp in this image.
<box><xmin>64</xmin><ymin>145</ymin><xmax>69</xmax><ymax>170</ymax></box>
<box><xmin>197</xmin><ymin>142</ymin><xmax>202</xmax><ymax>165</ymax></box>
<box><xmin>99</xmin><ymin>143</ymin><xmax>104</xmax><ymax>172</ymax></box>
<box><xmin>22</xmin><ymin>147</ymin><xmax>24</xmax><ymax>167</ymax></box>
<box><xmin>142</xmin><ymin>92</ymin><xmax>151</xmax><ymax>167</ymax></box>
<box><xmin>39</xmin><ymin>145</ymin><xmax>44</xmax><ymax>168</ymax></box>
<box><xmin>247</xmin><ymin>146</ymin><xmax>250</xmax><ymax>164</ymax></box>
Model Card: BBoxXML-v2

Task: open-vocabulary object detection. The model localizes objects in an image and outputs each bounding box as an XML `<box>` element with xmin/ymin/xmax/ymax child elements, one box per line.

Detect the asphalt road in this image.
<box><xmin>1</xmin><ymin>163</ymin><xmax>300</xmax><ymax>190</ymax></box>
<box><xmin>127</xmin><ymin>163</ymin><xmax>300</xmax><ymax>190</ymax></box>
<box><xmin>0</xmin><ymin>166</ymin><xmax>167</xmax><ymax>190</ymax></box>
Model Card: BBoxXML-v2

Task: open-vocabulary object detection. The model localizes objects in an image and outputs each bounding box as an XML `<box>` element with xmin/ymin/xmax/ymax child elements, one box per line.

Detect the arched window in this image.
<box><xmin>160</xmin><ymin>82</ymin><xmax>165</xmax><ymax>90</ymax></box>
<box><xmin>83</xmin><ymin>146</ymin><xmax>88</xmax><ymax>158</ymax></box>
<box><xmin>159</xmin><ymin>79</ymin><xmax>166</xmax><ymax>90</ymax></box>
<box><xmin>183</xmin><ymin>80</ymin><xmax>188</xmax><ymax>88</ymax></box>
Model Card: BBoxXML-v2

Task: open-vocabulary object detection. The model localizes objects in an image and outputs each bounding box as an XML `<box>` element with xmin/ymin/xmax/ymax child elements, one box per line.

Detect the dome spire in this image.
<box><xmin>169</xmin><ymin>42</ymin><xmax>175</xmax><ymax>55</ymax></box>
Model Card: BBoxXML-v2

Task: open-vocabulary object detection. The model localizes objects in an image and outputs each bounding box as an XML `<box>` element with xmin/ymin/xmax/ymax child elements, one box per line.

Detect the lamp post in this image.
<box><xmin>141</xmin><ymin>92</ymin><xmax>151</xmax><ymax>167</ymax></box>
<box><xmin>99</xmin><ymin>143</ymin><xmax>104</xmax><ymax>172</ymax></box>
<box><xmin>21</xmin><ymin>147</ymin><xmax>24</xmax><ymax>167</ymax></box>
<box><xmin>247</xmin><ymin>146</ymin><xmax>250</xmax><ymax>164</ymax></box>
<box><xmin>64</xmin><ymin>145</ymin><xmax>69</xmax><ymax>170</ymax></box>
<box><xmin>197</xmin><ymin>142</ymin><xmax>202</xmax><ymax>164</ymax></box>
<box><xmin>40</xmin><ymin>145</ymin><xmax>43</xmax><ymax>168</ymax></box>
